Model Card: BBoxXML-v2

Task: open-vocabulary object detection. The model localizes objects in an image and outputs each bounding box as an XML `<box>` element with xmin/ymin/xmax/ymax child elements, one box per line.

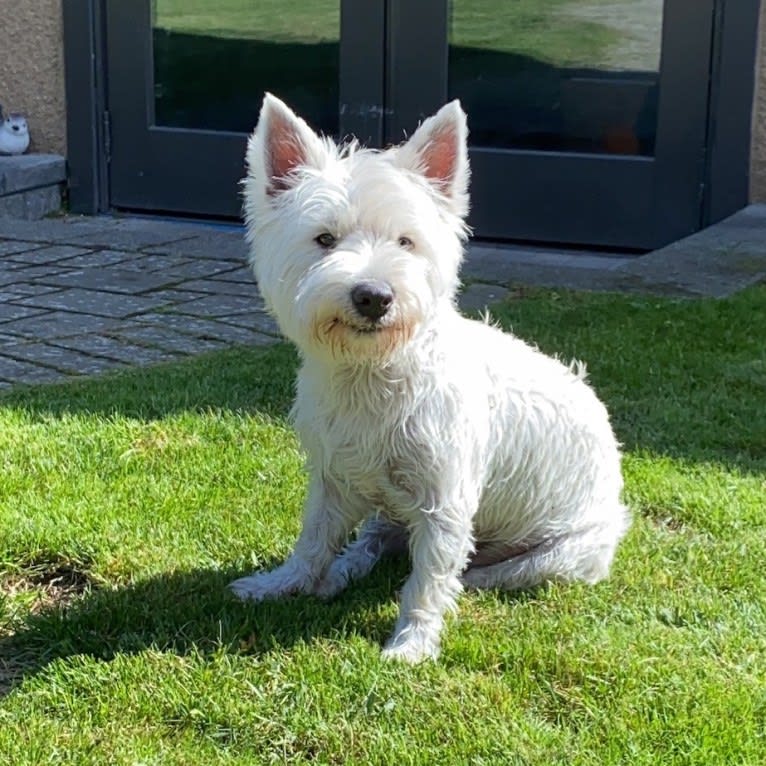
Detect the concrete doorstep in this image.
<box><xmin>460</xmin><ymin>204</ymin><xmax>766</xmax><ymax>308</ymax></box>
<box><xmin>0</xmin><ymin>154</ymin><xmax>66</xmax><ymax>221</ymax></box>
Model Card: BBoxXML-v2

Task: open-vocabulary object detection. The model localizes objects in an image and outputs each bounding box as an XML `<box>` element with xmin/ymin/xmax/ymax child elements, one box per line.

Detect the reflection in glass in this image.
<box><xmin>448</xmin><ymin>0</ymin><xmax>663</xmax><ymax>156</ymax></box>
<box><xmin>152</xmin><ymin>0</ymin><xmax>340</xmax><ymax>134</ymax></box>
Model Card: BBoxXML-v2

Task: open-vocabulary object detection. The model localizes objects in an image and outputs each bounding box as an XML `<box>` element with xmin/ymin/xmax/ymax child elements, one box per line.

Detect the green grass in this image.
<box><xmin>1</xmin><ymin>286</ymin><xmax>765</xmax><ymax>764</ymax></box>
<box><xmin>155</xmin><ymin>0</ymin><xmax>629</xmax><ymax>66</ymax></box>
<box><xmin>155</xmin><ymin>0</ymin><xmax>340</xmax><ymax>44</ymax></box>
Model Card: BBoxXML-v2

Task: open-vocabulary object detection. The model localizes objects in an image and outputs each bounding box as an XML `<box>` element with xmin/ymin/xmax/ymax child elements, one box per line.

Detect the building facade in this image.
<box><xmin>2</xmin><ymin>1</ymin><xmax>764</xmax><ymax>250</ymax></box>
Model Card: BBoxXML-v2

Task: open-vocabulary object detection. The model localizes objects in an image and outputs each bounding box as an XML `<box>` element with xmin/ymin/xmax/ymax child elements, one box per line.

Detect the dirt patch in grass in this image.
<box><xmin>2</xmin><ymin>564</ymin><xmax>93</xmax><ymax>617</ymax></box>
<box><xmin>0</xmin><ymin>564</ymin><xmax>94</xmax><ymax>695</ymax></box>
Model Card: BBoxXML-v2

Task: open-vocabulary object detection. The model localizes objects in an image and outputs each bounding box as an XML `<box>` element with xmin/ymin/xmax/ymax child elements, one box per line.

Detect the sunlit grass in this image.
<box><xmin>1</xmin><ymin>286</ymin><xmax>764</xmax><ymax>764</ymax></box>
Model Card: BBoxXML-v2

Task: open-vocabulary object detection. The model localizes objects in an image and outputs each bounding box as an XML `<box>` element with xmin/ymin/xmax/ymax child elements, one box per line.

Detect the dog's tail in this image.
<box><xmin>462</xmin><ymin>514</ymin><xmax>629</xmax><ymax>591</ymax></box>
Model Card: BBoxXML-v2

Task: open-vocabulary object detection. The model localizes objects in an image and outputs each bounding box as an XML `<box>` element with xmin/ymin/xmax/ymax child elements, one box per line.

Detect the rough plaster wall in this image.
<box><xmin>0</xmin><ymin>0</ymin><xmax>66</xmax><ymax>156</ymax></box>
<box><xmin>752</xmin><ymin>2</ymin><xmax>766</xmax><ymax>201</ymax></box>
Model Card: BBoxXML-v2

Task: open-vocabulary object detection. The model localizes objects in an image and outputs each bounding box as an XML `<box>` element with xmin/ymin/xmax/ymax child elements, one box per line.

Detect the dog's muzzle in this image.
<box><xmin>351</xmin><ymin>280</ymin><xmax>394</xmax><ymax>322</ymax></box>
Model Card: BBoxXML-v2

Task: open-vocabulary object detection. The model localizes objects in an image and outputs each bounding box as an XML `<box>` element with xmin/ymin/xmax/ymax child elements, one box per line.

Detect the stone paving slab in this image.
<box><xmin>145</xmin><ymin>289</ymin><xmax>208</xmax><ymax>306</ymax></box>
<box><xmin>135</xmin><ymin>312</ymin><xmax>280</xmax><ymax>346</ymax></box>
<box><xmin>0</xmin><ymin>208</ymin><xmax>763</xmax><ymax>389</ymax></box>
<box><xmin>5</xmin><ymin>245</ymin><xmax>93</xmax><ymax>266</ymax></box>
<box><xmin>0</xmin><ymin>355</ymin><xmax>68</xmax><ymax>384</ymax></box>
<box><xmin>159</xmin><ymin>258</ymin><xmax>240</xmax><ymax>281</ymax></box>
<box><xmin>145</xmin><ymin>229</ymin><xmax>249</xmax><ymax>261</ymax></box>
<box><xmin>464</xmin><ymin>244</ymin><xmax>632</xmax><ymax>292</ymax></box>
<box><xmin>174</xmin><ymin>277</ymin><xmax>258</xmax><ymax>297</ymax></box>
<box><xmin>0</xmin><ymin>240</ymin><xmax>45</xmax><ymax>257</ymax></box>
<box><xmin>0</xmin><ymin>332</ymin><xmax>24</xmax><ymax>345</ymax></box>
<box><xmin>53</xmin><ymin>250</ymin><xmax>135</xmax><ymax>269</ymax></box>
<box><xmin>53</xmin><ymin>334</ymin><xmax>179</xmax><ymax>366</ymax></box>
<box><xmin>4</xmin><ymin>283</ymin><xmax>63</xmax><ymax>297</ymax></box>
<box><xmin>14</xmin><ymin>287</ymin><xmax>173</xmax><ymax>318</ymax></box>
<box><xmin>210</xmin><ymin>266</ymin><xmax>255</xmax><ymax>283</ymax></box>
<box><xmin>113</xmin><ymin>324</ymin><xmax>229</xmax><ymax>355</ymax></box>
<box><xmin>38</xmin><ymin>266</ymin><xmax>182</xmax><ymax>295</ymax></box>
<box><xmin>171</xmin><ymin>293</ymin><xmax>265</xmax><ymax>317</ymax></box>
<box><xmin>0</xmin><ymin>303</ymin><xmax>47</xmax><ymax>323</ymax></box>
<box><xmin>0</xmin><ymin>310</ymin><xmax>122</xmax><ymax>340</ymax></box>
<box><xmin>0</xmin><ymin>216</ymin><xmax>201</xmax><ymax>249</ymax></box>
<box><xmin>2</xmin><ymin>341</ymin><xmax>124</xmax><ymax>376</ymax></box>
<box><xmin>216</xmin><ymin>311</ymin><xmax>281</xmax><ymax>336</ymax></box>
<box><xmin>115</xmin><ymin>253</ymin><xmax>195</xmax><ymax>273</ymax></box>
<box><xmin>465</xmin><ymin>204</ymin><xmax>766</xmax><ymax>298</ymax></box>
<box><xmin>0</xmin><ymin>264</ymin><xmax>74</xmax><ymax>287</ymax></box>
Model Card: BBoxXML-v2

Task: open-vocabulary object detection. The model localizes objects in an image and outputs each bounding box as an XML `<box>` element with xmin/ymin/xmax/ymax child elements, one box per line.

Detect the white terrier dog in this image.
<box><xmin>231</xmin><ymin>94</ymin><xmax>629</xmax><ymax>663</ymax></box>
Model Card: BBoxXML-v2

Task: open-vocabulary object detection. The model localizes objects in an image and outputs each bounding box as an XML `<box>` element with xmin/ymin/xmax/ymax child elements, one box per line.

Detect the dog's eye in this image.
<box><xmin>315</xmin><ymin>233</ymin><xmax>337</xmax><ymax>249</ymax></box>
<box><xmin>398</xmin><ymin>236</ymin><xmax>414</xmax><ymax>250</ymax></box>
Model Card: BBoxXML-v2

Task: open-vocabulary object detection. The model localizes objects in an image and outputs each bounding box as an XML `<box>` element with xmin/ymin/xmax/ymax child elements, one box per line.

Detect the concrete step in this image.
<box><xmin>0</xmin><ymin>154</ymin><xmax>66</xmax><ymax>220</ymax></box>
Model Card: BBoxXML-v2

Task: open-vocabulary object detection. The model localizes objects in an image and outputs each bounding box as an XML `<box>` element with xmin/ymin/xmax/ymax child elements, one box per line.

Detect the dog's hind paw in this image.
<box><xmin>314</xmin><ymin>564</ymin><xmax>352</xmax><ymax>600</ymax></box>
<box><xmin>228</xmin><ymin>570</ymin><xmax>296</xmax><ymax>602</ymax></box>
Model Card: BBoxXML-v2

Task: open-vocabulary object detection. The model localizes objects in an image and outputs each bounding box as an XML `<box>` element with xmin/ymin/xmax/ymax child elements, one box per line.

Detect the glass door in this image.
<box><xmin>106</xmin><ymin>0</ymin><xmax>384</xmax><ymax>217</ymax></box>
<box><xmin>106</xmin><ymin>0</ymin><xmax>716</xmax><ymax>249</ymax></box>
<box><xmin>386</xmin><ymin>0</ymin><xmax>715</xmax><ymax>249</ymax></box>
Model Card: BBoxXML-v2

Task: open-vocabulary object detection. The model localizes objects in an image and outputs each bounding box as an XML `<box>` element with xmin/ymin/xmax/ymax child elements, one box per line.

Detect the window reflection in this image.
<box><xmin>448</xmin><ymin>0</ymin><xmax>663</xmax><ymax>155</ymax></box>
<box><xmin>152</xmin><ymin>0</ymin><xmax>340</xmax><ymax>134</ymax></box>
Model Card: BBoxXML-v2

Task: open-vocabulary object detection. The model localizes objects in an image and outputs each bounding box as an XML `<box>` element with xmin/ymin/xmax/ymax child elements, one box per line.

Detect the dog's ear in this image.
<box><xmin>247</xmin><ymin>93</ymin><xmax>328</xmax><ymax>197</ymax></box>
<box><xmin>395</xmin><ymin>100</ymin><xmax>470</xmax><ymax>217</ymax></box>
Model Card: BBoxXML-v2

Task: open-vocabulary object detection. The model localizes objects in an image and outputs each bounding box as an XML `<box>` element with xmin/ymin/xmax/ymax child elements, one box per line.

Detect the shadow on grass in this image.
<box><xmin>0</xmin><ymin>557</ymin><xmax>417</xmax><ymax>697</ymax></box>
<box><xmin>0</xmin><ymin>342</ymin><xmax>299</xmax><ymax>422</ymax></box>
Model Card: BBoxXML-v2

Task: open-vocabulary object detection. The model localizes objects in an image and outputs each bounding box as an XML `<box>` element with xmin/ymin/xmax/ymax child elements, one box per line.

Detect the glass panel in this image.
<box><xmin>152</xmin><ymin>0</ymin><xmax>340</xmax><ymax>134</ymax></box>
<box><xmin>448</xmin><ymin>0</ymin><xmax>663</xmax><ymax>156</ymax></box>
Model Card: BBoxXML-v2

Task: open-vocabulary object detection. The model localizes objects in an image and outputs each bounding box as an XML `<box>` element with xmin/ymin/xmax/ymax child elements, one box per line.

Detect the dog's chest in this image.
<box><xmin>296</xmin><ymin>375</ymin><xmax>435</xmax><ymax>517</ymax></box>
<box><xmin>325</xmin><ymin>410</ymin><xmax>424</xmax><ymax>512</ymax></box>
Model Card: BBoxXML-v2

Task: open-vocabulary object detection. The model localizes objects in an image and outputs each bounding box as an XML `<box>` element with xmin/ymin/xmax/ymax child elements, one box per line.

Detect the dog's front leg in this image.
<box><xmin>382</xmin><ymin>509</ymin><xmax>473</xmax><ymax>663</ymax></box>
<box><xmin>230</xmin><ymin>476</ymin><xmax>359</xmax><ymax>602</ymax></box>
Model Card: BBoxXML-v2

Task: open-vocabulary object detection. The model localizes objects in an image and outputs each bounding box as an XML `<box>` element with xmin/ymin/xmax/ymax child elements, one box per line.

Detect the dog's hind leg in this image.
<box><xmin>316</xmin><ymin>518</ymin><xmax>408</xmax><ymax>599</ymax></box>
<box><xmin>462</xmin><ymin>518</ymin><xmax>626</xmax><ymax>592</ymax></box>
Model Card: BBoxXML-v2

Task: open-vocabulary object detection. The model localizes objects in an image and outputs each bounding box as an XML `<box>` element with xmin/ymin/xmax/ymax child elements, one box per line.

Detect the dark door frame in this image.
<box><xmin>64</xmin><ymin>0</ymin><xmax>762</xmax><ymax>241</ymax></box>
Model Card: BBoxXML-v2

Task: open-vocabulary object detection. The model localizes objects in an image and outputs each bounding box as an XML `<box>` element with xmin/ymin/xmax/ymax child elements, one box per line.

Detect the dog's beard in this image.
<box><xmin>314</xmin><ymin>316</ymin><xmax>417</xmax><ymax>361</ymax></box>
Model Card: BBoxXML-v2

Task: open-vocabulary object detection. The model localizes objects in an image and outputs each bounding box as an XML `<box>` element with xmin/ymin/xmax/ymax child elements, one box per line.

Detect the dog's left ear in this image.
<box><xmin>395</xmin><ymin>100</ymin><xmax>470</xmax><ymax>217</ymax></box>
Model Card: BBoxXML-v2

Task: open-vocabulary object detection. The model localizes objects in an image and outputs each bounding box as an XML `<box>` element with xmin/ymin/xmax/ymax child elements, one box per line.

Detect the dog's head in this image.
<box><xmin>244</xmin><ymin>94</ymin><xmax>469</xmax><ymax>364</ymax></box>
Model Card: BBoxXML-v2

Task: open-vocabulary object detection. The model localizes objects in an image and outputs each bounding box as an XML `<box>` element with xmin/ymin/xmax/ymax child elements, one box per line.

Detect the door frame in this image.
<box><xmin>64</xmin><ymin>0</ymin><xmax>762</xmax><ymax>242</ymax></box>
<box><xmin>110</xmin><ymin>0</ymin><xmax>386</xmax><ymax>216</ymax></box>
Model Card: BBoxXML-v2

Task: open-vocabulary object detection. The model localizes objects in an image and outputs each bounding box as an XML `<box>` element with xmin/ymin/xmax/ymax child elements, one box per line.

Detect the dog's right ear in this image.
<box><xmin>395</xmin><ymin>100</ymin><xmax>470</xmax><ymax>218</ymax></box>
<box><xmin>247</xmin><ymin>93</ymin><xmax>328</xmax><ymax>197</ymax></box>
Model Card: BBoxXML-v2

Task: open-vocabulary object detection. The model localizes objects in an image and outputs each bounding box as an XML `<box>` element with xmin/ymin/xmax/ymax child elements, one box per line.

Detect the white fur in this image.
<box><xmin>231</xmin><ymin>94</ymin><xmax>630</xmax><ymax>663</ymax></box>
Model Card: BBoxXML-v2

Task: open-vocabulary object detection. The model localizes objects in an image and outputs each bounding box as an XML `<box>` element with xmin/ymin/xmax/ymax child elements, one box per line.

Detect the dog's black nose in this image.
<box><xmin>351</xmin><ymin>280</ymin><xmax>394</xmax><ymax>321</ymax></box>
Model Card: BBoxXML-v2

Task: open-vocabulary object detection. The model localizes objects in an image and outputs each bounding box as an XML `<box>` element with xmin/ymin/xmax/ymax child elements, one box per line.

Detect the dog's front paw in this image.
<box><xmin>229</xmin><ymin>569</ymin><xmax>301</xmax><ymax>602</ymax></box>
<box><xmin>381</xmin><ymin>628</ymin><xmax>440</xmax><ymax>664</ymax></box>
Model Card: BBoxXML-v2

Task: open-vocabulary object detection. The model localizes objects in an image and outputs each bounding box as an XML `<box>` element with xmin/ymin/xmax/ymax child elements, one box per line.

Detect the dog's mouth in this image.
<box><xmin>331</xmin><ymin>318</ymin><xmax>385</xmax><ymax>335</ymax></box>
<box><xmin>317</xmin><ymin>316</ymin><xmax>415</xmax><ymax>358</ymax></box>
<box><xmin>351</xmin><ymin>323</ymin><xmax>383</xmax><ymax>335</ymax></box>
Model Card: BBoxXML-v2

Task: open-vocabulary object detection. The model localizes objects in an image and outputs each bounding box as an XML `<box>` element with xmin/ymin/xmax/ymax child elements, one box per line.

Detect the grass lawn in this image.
<box><xmin>155</xmin><ymin>0</ymin><xmax>626</xmax><ymax>67</ymax></box>
<box><xmin>1</xmin><ymin>285</ymin><xmax>764</xmax><ymax>764</ymax></box>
